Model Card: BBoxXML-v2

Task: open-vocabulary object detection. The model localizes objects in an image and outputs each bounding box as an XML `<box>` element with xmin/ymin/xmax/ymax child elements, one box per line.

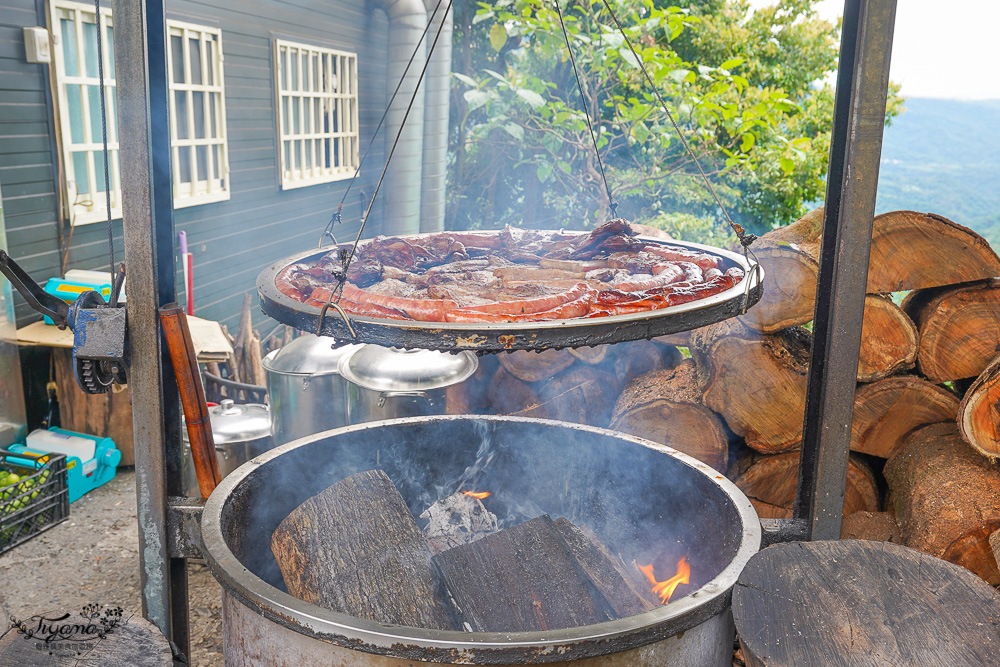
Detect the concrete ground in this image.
<box><xmin>0</xmin><ymin>469</ymin><xmax>223</xmax><ymax>666</ymax></box>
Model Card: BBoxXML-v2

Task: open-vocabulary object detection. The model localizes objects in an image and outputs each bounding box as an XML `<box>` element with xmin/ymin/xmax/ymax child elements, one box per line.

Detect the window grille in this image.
<box><xmin>49</xmin><ymin>0</ymin><xmax>120</xmax><ymax>225</ymax></box>
<box><xmin>168</xmin><ymin>21</ymin><xmax>230</xmax><ymax>207</ymax></box>
<box><xmin>49</xmin><ymin>1</ymin><xmax>230</xmax><ymax>223</ymax></box>
<box><xmin>274</xmin><ymin>39</ymin><xmax>359</xmax><ymax>189</ymax></box>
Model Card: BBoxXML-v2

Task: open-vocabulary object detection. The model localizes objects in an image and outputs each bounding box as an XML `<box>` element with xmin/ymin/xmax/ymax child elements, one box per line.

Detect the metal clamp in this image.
<box><xmin>377</xmin><ymin>390</ymin><xmax>433</xmax><ymax>408</ymax></box>
<box><xmin>759</xmin><ymin>518</ymin><xmax>809</xmax><ymax>548</ymax></box>
<box><xmin>166</xmin><ymin>497</ymin><xmax>205</xmax><ymax>559</ymax></box>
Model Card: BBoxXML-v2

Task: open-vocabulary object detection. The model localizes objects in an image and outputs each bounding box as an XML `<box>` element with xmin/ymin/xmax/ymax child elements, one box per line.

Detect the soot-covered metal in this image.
<box><xmin>201</xmin><ymin>415</ymin><xmax>761</xmax><ymax>665</ymax></box>
<box><xmin>256</xmin><ymin>237</ymin><xmax>763</xmax><ymax>353</ymax></box>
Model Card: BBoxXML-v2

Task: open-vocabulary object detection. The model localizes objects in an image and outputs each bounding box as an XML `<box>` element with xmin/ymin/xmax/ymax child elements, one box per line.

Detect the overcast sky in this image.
<box><xmin>748</xmin><ymin>0</ymin><xmax>1000</xmax><ymax>100</ymax></box>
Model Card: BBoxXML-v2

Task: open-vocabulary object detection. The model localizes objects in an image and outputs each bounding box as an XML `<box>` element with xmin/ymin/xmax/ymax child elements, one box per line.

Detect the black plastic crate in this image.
<box><xmin>0</xmin><ymin>448</ymin><xmax>69</xmax><ymax>555</ymax></box>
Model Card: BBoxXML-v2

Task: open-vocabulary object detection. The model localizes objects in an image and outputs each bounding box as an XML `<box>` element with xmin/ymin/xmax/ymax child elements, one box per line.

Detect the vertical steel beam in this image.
<box><xmin>113</xmin><ymin>0</ymin><xmax>187</xmax><ymax>652</ymax></box>
<box><xmin>794</xmin><ymin>0</ymin><xmax>897</xmax><ymax>540</ymax></box>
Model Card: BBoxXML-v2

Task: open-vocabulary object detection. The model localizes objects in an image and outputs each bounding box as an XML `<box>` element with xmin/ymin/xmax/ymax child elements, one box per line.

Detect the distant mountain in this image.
<box><xmin>876</xmin><ymin>97</ymin><xmax>1000</xmax><ymax>249</ymax></box>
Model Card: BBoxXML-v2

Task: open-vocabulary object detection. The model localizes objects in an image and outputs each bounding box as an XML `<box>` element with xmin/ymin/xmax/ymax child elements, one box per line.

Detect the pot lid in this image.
<box><xmin>208</xmin><ymin>399</ymin><xmax>271</xmax><ymax>444</ymax></box>
<box><xmin>261</xmin><ymin>334</ymin><xmax>361</xmax><ymax>376</ymax></box>
<box><xmin>338</xmin><ymin>345</ymin><xmax>479</xmax><ymax>392</ymax></box>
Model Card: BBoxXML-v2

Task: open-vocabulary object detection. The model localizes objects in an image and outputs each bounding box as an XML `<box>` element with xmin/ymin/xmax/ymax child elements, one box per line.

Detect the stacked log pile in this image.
<box><xmin>449</xmin><ymin>208</ymin><xmax>1000</xmax><ymax>586</ymax></box>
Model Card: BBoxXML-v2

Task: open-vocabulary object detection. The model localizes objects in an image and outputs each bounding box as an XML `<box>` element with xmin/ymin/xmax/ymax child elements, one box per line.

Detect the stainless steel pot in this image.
<box><xmin>262</xmin><ymin>334</ymin><xmax>362</xmax><ymax>446</ymax></box>
<box><xmin>338</xmin><ymin>345</ymin><xmax>478</xmax><ymax>423</ymax></box>
<box><xmin>182</xmin><ymin>399</ymin><xmax>272</xmax><ymax>496</ymax></box>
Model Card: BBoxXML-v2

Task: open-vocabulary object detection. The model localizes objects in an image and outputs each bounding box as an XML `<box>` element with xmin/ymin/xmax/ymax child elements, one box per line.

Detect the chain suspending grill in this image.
<box><xmin>258</xmin><ymin>0</ymin><xmax>763</xmax><ymax>353</ymax></box>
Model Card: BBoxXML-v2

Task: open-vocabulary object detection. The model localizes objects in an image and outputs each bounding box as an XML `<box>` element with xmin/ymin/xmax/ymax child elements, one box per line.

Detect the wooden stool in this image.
<box><xmin>0</xmin><ymin>609</ymin><xmax>173</xmax><ymax>666</ymax></box>
<box><xmin>732</xmin><ymin>540</ymin><xmax>1000</xmax><ymax>666</ymax></box>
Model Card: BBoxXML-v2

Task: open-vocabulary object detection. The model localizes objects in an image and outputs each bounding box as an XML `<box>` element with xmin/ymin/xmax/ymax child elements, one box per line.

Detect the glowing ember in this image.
<box><xmin>461</xmin><ymin>491</ymin><xmax>491</xmax><ymax>499</ymax></box>
<box><xmin>638</xmin><ymin>557</ymin><xmax>691</xmax><ymax>604</ymax></box>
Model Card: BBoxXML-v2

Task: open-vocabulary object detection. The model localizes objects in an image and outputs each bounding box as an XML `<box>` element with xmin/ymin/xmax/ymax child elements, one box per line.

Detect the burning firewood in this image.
<box><xmin>420</xmin><ymin>491</ymin><xmax>499</xmax><ymax>555</ymax></box>
<box><xmin>432</xmin><ymin>515</ymin><xmax>652</xmax><ymax>632</ymax></box>
<box><xmin>552</xmin><ymin>518</ymin><xmax>658</xmax><ymax>616</ymax></box>
<box><xmin>270</xmin><ymin>469</ymin><xmax>455</xmax><ymax>629</ymax></box>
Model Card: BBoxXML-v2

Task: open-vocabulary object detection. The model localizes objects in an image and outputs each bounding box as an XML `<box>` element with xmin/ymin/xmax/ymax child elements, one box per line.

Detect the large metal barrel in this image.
<box><xmin>202</xmin><ymin>415</ymin><xmax>760</xmax><ymax>665</ymax></box>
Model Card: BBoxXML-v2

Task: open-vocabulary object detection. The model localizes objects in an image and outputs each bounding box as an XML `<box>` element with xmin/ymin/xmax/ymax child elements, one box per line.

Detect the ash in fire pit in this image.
<box><xmin>421</xmin><ymin>491</ymin><xmax>498</xmax><ymax>554</ymax></box>
<box><xmin>271</xmin><ymin>466</ymin><xmax>690</xmax><ymax>634</ymax></box>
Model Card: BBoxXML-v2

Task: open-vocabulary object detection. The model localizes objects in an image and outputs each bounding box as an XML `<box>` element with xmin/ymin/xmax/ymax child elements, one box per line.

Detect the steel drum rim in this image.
<box><xmin>201</xmin><ymin>415</ymin><xmax>762</xmax><ymax>662</ymax></box>
<box><xmin>256</xmin><ymin>234</ymin><xmax>763</xmax><ymax>350</ymax></box>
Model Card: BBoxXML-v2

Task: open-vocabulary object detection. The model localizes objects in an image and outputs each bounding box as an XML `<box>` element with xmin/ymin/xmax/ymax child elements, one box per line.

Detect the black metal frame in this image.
<box><xmin>110</xmin><ymin>0</ymin><xmax>898</xmax><ymax>651</ymax></box>
<box><xmin>794</xmin><ymin>0</ymin><xmax>898</xmax><ymax>540</ymax></box>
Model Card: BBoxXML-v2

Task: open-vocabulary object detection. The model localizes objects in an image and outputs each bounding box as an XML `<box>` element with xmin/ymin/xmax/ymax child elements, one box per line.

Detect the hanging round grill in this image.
<box><xmin>257</xmin><ymin>233</ymin><xmax>762</xmax><ymax>353</ymax></box>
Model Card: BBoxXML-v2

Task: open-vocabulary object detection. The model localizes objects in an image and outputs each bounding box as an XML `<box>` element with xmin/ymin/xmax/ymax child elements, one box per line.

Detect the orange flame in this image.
<box><xmin>462</xmin><ymin>491</ymin><xmax>491</xmax><ymax>499</ymax></box>
<box><xmin>638</xmin><ymin>557</ymin><xmax>690</xmax><ymax>604</ymax></box>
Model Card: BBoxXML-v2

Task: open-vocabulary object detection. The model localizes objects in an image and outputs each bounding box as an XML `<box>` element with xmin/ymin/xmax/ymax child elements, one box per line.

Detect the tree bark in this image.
<box><xmin>957</xmin><ymin>351</ymin><xmax>1000</xmax><ymax>459</ymax></box>
<box><xmin>270</xmin><ymin>469</ymin><xmax>454</xmax><ymax>629</ymax></box>
<box><xmin>610</xmin><ymin>360</ymin><xmax>729</xmax><ymax>471</ymax></box>
<box><xmin>850</xmin><ymin>375</ymin><xmax>959</xmax><ymax>459</ymax></box>
<box><xmin>884</xmin><ymin>423</ymin><xmax>1000</xmax><ymax>585</ymax></box>
<box><xmin>690</xmin><ymin>319</ymin><xmax>810</xmax><ymax>453</ymax></box>
<box><xmin>740</xmin><ymin>207</ymin><xmax>823</xmax><ymax>333</ymax></box>
<box><xmin>903</xmin><ymin>279</ymin><xmax>1000</xmax><ymax>382</ymax></box>
<box><xmin>729</xmin><ymin>451</ymin><xmax>878</xmax><ymax>520</ymax></box>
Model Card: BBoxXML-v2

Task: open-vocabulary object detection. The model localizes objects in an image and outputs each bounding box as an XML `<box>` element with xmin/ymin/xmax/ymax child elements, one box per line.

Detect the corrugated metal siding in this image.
<box><xmin>0</xmin><ymin>0</ymin><xmax>389</xmax><ymax>332</ymax></box>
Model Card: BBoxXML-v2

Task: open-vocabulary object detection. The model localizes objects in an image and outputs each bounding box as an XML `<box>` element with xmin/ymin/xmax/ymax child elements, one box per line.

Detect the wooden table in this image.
<box><xmin>16</xmin><ymin>318</ymin><xmax>233</xmax><ymax>468</ymax></box>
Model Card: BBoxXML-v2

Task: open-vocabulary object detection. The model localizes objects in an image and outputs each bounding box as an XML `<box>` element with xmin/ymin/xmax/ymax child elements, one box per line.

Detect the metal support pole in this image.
<box><xmin>794</xmin><ymin>0</ymin><xmax>897</xmax><ymax>540</ymax></box>
<box><xmin>113</xmin><ymin>0</ymin><xmax>188</xmax><ymax>653</ymax></box>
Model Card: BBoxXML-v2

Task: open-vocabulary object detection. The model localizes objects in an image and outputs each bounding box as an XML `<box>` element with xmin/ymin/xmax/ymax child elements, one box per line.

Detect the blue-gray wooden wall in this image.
<box><xmin>0</xmin><ymin>0</ymin><xmax>388</xmax><ymax>332</ymax></box>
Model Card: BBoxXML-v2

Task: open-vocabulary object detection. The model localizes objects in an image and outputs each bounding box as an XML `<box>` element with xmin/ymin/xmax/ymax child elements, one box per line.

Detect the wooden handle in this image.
<box><xmin>159</xmin><ymin>303</ymin><xmax>222</xmax><ymax>499</ymax></box>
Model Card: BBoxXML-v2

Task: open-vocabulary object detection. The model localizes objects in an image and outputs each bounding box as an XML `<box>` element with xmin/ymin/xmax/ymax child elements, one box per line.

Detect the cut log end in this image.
<box><xmin>691</xmin><ymin>319</ymin><xmax>809</xmax><ymax>454</ymax></box>
<box><xmin>729</xmin><ymin>451</ymin><xmax>878</xmax><ymax>520</ymax></box>
<box><xmin>958</xmin><ymin>353</ymin><xmax>1000</xmax><ymax>459</ymax></box>
<box><xmin>856</xmin><ymin>295</ymin><xmax>918</xmax><ymax>382</ymax></box>
<box><xmin>611</xmin><ymin>361</ymin><xmax>729</xmax><ymax>471</ymax></box>
<box><xmin>851</xmin><ymin>375</ymin><xmax>959</xmax><ymax>459</ymax></box>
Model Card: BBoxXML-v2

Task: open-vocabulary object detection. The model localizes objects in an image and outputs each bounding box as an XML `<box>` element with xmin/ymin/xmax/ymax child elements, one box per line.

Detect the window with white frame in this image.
<box><xmin>168</xmin><ymin>21</ymin><xmax>229</xmax><ymax>207</ymax></box>
<box><xmin>49</xmin><ymin>0</ymin><xmax>230</xmax><ymax>223</ymax></box>
<box><xmin>49</xmin><ymin>0</ymin><xmax>120</xmax><ymax>225</ymax></box>
<box><xmin>274</xmin><ymin>39</ymin><xmax>359</xmax><ymax>189</ymax></box>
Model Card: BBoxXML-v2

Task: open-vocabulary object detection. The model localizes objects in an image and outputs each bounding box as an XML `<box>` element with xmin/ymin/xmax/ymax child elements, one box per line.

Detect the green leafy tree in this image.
<box><xmin>447</xmin><ymin>0</ymin><xmax>903</xmax><ymax>239</ymax></box>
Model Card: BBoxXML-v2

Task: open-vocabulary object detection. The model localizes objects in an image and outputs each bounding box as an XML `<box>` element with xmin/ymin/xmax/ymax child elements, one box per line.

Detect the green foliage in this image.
<box><xmin>641</xmin><ymin>211</ymin><xmax>732</xmax><ymax>247</ymax></box>
<box><xmin>447</xmin><ymin>0</ymin><xmax>902</xmax><ymax>240</ymax></box>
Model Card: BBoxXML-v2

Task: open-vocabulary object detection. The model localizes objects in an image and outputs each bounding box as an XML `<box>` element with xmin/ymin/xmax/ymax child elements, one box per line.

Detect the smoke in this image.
<box><xmin>217</xmin><ymin>416</ymin><xmax>746</xmax><ymax>610</ymax></box>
